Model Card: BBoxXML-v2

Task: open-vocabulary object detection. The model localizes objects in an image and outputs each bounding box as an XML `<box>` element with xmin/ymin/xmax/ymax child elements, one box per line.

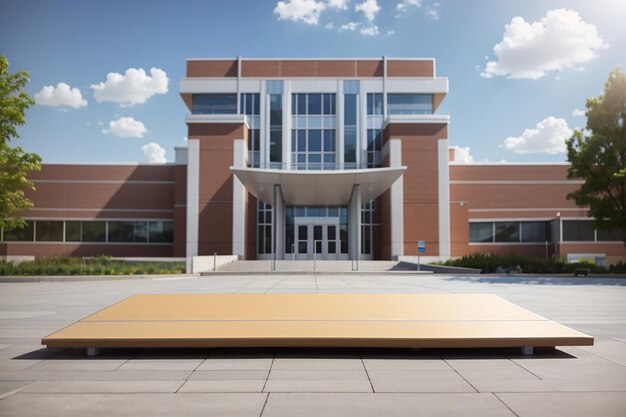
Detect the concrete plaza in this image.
<box><xmin>0</xmin><ymin>273</ymin><xmax>625</xmax><ymax>416</ymax></box>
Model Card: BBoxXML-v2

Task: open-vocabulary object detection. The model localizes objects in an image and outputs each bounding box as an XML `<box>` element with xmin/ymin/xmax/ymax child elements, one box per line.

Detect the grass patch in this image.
<box><xmin>0</xmin><ymin>256</ymin><xmax>185</xmax><ymax>276</ymax></box>
<box><xmin>440</xmin><ymin>253</ymin><xmax>626</xmax><ymax>274</ymax></box>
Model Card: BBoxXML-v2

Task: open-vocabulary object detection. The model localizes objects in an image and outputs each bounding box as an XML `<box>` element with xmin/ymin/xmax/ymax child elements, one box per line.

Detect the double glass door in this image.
<box><xmin>293</xmin><ymin>221</ymin><xmax>341</xmax><ymax>260</ymax></box>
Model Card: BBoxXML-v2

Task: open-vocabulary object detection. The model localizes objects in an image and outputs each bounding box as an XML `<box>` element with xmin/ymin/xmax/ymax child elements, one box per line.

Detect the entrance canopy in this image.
<box><xmin>231</xmin><ymin>167</ymin><xmax>406</xmax><ymax>205</ymax></box>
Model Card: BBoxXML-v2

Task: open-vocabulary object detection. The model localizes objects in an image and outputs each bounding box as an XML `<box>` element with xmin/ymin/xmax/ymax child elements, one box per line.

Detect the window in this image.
<box><xmin>81</xmin><ymin>221</ymin><xmax>106</xmax><ymax>242</ymax></box>
<box><xmin>597</xmin><ymin>228</ymin><xmax>624</xmax><ymax>242</ymax></box>
<box><xmin>291</xmin><ymin>93</ymin><xmax>336</xmax><ymax>170</ymax></box>
<box><xmin>563</xmin><ymin>221</ymin><xmax>595</xmax><ymax>241</ymax></box>
<box><xmin>192</xmin><ymin>94</ymin><xmax>237</xmax><ymax>114</ymax></box>
<box><xmin>387</xmin><ymin>94</ymin><xmax>432</xmax><ymax>115</ymax></box>
<box><xmin>361</xmin><ymin>201</ymin><xmax>376</xmax><ymax>255</ymax></box>
<box><xmin>3</xmin><ymin>221</ymin><xmax>34</xmax><ymax>241</ymax></box>
<box><xmin>495</xmin><ymin>222</ymin><xmax>520</xmax><ymax>242</ymax></box>
<box><xmin>257</xmin><ymin>201</ymin><xmax>273</xmax><ymax>254</ymax></box>
<box><xmin>344</xmin><ymin>94</ymin><xmax>357</xmax><ymax>168</ymax></box>
<box><xmin>269</xmin><ymin>94</ymin><xmax>282</xmax><ymax>165</ymax></box>
<box><xmin>367</xmin><ymin>93</ymin><xmax>383</xmax><ymax>115</ymax></box>
<box><xmin>521</xmin><ymin>221</ymin><xmax>550</xmax><ymax>242</ymax></box>
<box><xmin>469</xmin><ymin>223</ymin><xmax>493</xmax><ymax>243</ymax></box>
<box><xmin>148</xmin><ymin>221</ymin><xmax>173</xmax><ymax>243</ymax></box>
<box><xmin>35</xmin><ymin>220</ymin><xmax>63</xmax><ymax>242</ymax></box>
<box><xmin>240</xmin><ymin>93</ymin><xmax>260</xmax><ymax>115</ymax></box>
<box><xmin>65</xmin><ymin>221</ymin><xmax>81</xmax><ymax>242</ymax></box>
<box><xmin>108</xmin><ymin>221</ymin><xmax>148</xmax><ymax>243</ymax></box>
<box><xmin>367</xmin><ymin>129</ymin><xmax>383</xmax><ymax>167</ymax></box>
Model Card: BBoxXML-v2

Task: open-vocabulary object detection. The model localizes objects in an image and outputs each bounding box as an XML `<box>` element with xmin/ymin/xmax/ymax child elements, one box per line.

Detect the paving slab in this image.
<box><xmin>0</xmin><ymin>393</ymin><xmax>268</xmax><ymax>417</ymax></box>
<box><xmin>268</xmin><ymin>369</ymin><xmax>368</xmax><ymax>380</ymax></box>
<box><xmin>20</xmin><ymin>380</ymin><xmax>184</xmax><ymax>393</ymax></box>
<box><xmin>261</xmin><ymin>393</ymin><xmax>516</xmax><ymax>417</ymax></box>
<box><xmin>196</xmin><ymin>358</ymin><xmax>274</xmax><ymax>371</ymax></box>
<box><xmin>117</xmin><ymin>359</ymin><xmax>203</xmax><ymax>371</ymax></box>
<box><xmin>188</xmin><ymin>370</ymin><xmax>269</xmax><ymax>380</ymax></box>
<box><xmin>0</xmin><ymin>370</ymin><xmax>192</xmax><ymax>381</ymax></box>
<box><xmin>497</xmin><ymin>392</ymin><xmax>626</xmax><ymax>417</ymax></box>
<box><xmin>263</xmin><ymin>379</ymin><xmax>373</xmax><ymax>393</ymax></box>
<box><xmin>26</xmin><ymin>359</ymin><xmax>127</xmax><ymax>371</ymax></box>
<box><xmin>271</xmin><ymin>358</ymin><xmax>364</xmax><ymax>370</ymax></box>
<box><xmin>178</xmin><ymin>380</ymin><xmax>265</xmax><ymax>392</ymax></box>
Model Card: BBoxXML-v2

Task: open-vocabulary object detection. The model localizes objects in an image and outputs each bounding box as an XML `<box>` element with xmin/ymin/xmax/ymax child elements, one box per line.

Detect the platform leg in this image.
<box><xmin>521</xmin><ymin>345</ymin><xmax>533</xmax><ymax>355</ymax></box>
<box><xmin>86</xmin><ymin>347</ymin><xmax>100</xmax><ymax>357</ymax></box>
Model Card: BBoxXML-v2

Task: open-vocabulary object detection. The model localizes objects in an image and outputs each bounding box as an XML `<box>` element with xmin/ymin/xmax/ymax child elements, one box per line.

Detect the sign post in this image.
<box><xmin>417</xmin><ymin>240</ymin><xmax>426</xmax><ymax>271</ymax></box>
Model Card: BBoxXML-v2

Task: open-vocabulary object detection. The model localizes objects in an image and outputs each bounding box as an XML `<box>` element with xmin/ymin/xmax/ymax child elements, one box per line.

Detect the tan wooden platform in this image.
<box><xmin>41</xmin><ymin>294</ymin><xmax>593</xmax><ymax>350</ymax></box>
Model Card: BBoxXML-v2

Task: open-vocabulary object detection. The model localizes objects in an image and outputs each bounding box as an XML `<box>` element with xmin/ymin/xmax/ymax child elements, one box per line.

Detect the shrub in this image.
<box><xmin>441</xmin><ymin>253</ymin><xmax>609</xmax><ymax>274</ymax></box>
<box><xmin>0</xmin><ymin>257</ymin><xmax>185</xmax><ymax>276</ymax></box>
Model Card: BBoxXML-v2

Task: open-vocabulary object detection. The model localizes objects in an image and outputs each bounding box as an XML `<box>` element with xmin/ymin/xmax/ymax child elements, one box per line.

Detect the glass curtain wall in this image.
<box><xmin>240</xmin><ymin>93</ymin><xmax>260</xmax><ymax>167</ymax></box>
<box><xmin>291</xmin><ymin>93</ymin><xmax>337</xmax><ymax>170</ymax></box>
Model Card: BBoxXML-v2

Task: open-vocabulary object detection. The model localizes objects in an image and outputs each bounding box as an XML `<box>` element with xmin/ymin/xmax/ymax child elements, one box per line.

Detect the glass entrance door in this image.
<box><xmin>293</xmin><ymin>221</ymin><xmax>341</xmax><ymax>260</ymax></box>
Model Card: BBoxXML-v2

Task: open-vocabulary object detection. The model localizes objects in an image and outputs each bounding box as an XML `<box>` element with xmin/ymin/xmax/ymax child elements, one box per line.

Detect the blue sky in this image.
<box><xmin>1</xmin><ymin>0</ymin><xmax>625</xmax><ymax>164</ymax></box>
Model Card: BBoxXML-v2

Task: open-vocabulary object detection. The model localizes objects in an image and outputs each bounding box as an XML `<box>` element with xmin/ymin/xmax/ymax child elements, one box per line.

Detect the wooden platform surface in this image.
<box><xmin>42</xmin><ymin>294</ymin><xmax>593</xmax><ymax>349</ymax></box>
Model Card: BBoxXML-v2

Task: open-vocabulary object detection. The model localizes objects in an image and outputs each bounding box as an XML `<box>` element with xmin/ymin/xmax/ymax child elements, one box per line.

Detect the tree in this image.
<box><xmin>0</xmin><ymin>56</ymin><xmax>42</xmax><ymax>231</ymax></box>
<box><xmin>566</xmin><ymin>67</ymin><xmax>626</xmax><ymax>246</ymax></box>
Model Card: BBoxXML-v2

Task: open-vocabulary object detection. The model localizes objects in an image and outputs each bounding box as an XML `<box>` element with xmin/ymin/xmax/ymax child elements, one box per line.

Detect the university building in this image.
<box><xmin>1</xmin><ymin>57</ymin><xmax>625</xmax><ymax>266</ymax></box>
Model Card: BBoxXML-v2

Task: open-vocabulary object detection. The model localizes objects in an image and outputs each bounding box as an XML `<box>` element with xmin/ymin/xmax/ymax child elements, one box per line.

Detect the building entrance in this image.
<box><xmin>292</xmin><ymin>220</ymin><xmax>343</xmax><ymax>260</ymax></box>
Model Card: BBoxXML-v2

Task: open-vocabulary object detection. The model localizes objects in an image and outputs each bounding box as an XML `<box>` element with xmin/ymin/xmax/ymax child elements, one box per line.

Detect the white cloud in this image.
<box><xmin>339</xmin><ymin>21</ymin><xmax>359</xmax><ymax>31</ymax></box>
<box><xmin>142</xmin><ymin>142</ymin><xmax>166</xmax><ymax>164</ymax></box>
<box><xmin>327</xmin><ymin>0</ymin><xmax>349</xmax><ymax>9</ymax></box>
<box><xmin>325</xmin><ymin>22</ymin><xmax>335</xmax><ymax>29</ymax></box>
<box><xmin>504</xmin><ymin>116</ymin><xmax>573</xmax><ymax>154</ymax></box>
<box><xmin>450</xmin><ymin>146</ymin><xmax>474</xmax><ymax>163</ymax></box>
<box><xmin>34</xmin><ymin>82</ymin><xmax>87</xmax><ymax>108</ymax></box>
<box><xmin>102</xmin><ymin>117</ymin><xmax>147</xmax><ymax>138</ymax></box>
<box><xmin>396</xmin><ymin>0</ymin><xmax>420</xmax><ymax>13</ymax></box>
<box><xmin>91</xmin><ymin>67</ymin><xmax>169</xmax><ymax>106</ymax></box>
<box><xmin>426</xmin><ymin>4</ymin><xmax>440</xmax><ymax>20</ymax></box>
<box><xmin>384</xmin><ymin>29</ymin><xmax>395</xmax><ymax>36</ymax></box>
<box><xmin>360</xmin><ymin>25</ymin><xmax>379</xmax><ymax>36</ymax></box>
<box><xmin>274</xmin><ymin>0</ymin><xmax>326</xmax><ymax>25</ymax></box>
<box><xmin>572</xmin><ymin>108</ymin><xmax>586</xmax><ymax>117</ymax></box>
<box><xmin>355</xmin><ymin>0</ymin><xmax>380</xmax><ymax>22</ymax></box>
<box><xmin>482</xmin><ymin>9</ymin><xmax>608</xmax><ymax>79</ymax></box>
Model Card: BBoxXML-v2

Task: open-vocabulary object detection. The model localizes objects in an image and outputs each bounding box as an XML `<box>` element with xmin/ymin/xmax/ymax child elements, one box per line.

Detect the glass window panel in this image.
<box><xmin>82</xmin><ymin>221</ymin><xmax>106</xmax><ymax>242</ymax></box>
<box><xmin>270</xmin><ymin>130</ymin><xmax>282</xmax><ymax>163</ymax></box>
<box><xmin>192</xmin><ymin>94</ymin><xmax>237</xmax><ymax>114</ymax></box>
<box><xmin>107</xmin><ymin>221</ymin><xmax>134</xmax><ymax>242</ymax></box>
<box><xmin>308</xmin><ymin>94</ymin><xmax>321</xmax><ymax>115</ymax></box>
<box><xmin>35</xmin><ymin>220</ymin><xmax>63</xmax><ymax>242</ymax></box>
<box><xmin>308</xmin><ymin>130</ymin><xmax>321</xmax><ymax>152</ymax></box>
<box><xmin>328</xmin><ymin>241</ymin><xmax>336</xmax><ymax>254</ymax></box>
<box><xmin>253</xmin><ymin>94</ymin><xmax>260</xmax><ymax>115</ymax></box>
<box><xmin>297</xmin><ymin>130</ymin><xmax>306</xmax><ymax>150</ymax></box>
<box><xmin>327</xmin><ymin>225</ymin><xmax>336</xmax><ymax>240</ymax></box>
<box><xmin>563</xmin><ymin>221</ymin><xmax>595</xmax><ymax>241</ymax></box>
<box><xmin>340</xmin><ymin>225</ymin><xmax>348</xmax><ymax>253</ymax></box>
<box><xmin>469</xmin><ymin>223</ymin><xmax>493</xmax><ymax>243</ymax></box>
<box><xmin>286</xmin><ymin>225</ymin><xmax>294</xmax><ymax>253</ymax></box>
<box><xmin>308</xmin><ymin>153</ymin><xmax>321</xmax><ymax>163</ymax></box>
<box><xmin>291</xmin><ymin>93</ymin><xmax>297</xmax><ymax>115</ymax></box>
<box><xmin>597</xmin><ymin>228</ymin><xmax>624</xmax><ymax>241</ymax></box>
<box><xmin>298</xmin><ymin>242</ymin><xmax>307</xmax><ymax>253</ymax></box>
<box><xmin>258</xmin><ymin>228</ymin><xmax>265</xmax><ymax>254</ymax></box>
<box><xmin>297</xmin><ymin>94</ymin><xmax>306</xmax><ymax>115</ymax></box>
<box><xmin>134</xmin><ymin>221</ymin><xmax>148</xmax><ymax>242</ymax></box>
<box><xmin>495</xmin><ymin>222</ymin><xmax>520</xmax><ymax>242</ymax></box>
<box><xmin>345</xmin><ymin>94</ymin><xmax>357</xmax><ymax>125</ymax></box>
<box><xmin>264</xmin><ymin>225</ymin><xmax>272</xmax><ymax>253</ymax></box>
<box><xmin>65</xmin><ymin>221</ymin><xmax>81</xmax><ymax>242</ymax></box>
<box><xmin>148</xmin><ymin>221</ymin><xmax>173</xmax><ymax>243</ymax></box>
<box><xmin>270</xmin><ymin>94</ymin><xmax>282</xmax><ymax>125</ymax></box>
<box><xmin>314</xmin><ymin>225</ymin><xmax>322</xmax><ymax>240</ymax></box>
<box><xmin>521</xmin><ymin>221</ymin><xmax>549</xmax><ymax>242</ymax></box>
<box><xmin>298</xmin><ymin>225</ymin><xmax>307</xmax><ymax>240</ymax></box>
<box><xmin>3</xmin><ymin>221</ymin><xmax>34</xmax><ymax>241</ymax></box>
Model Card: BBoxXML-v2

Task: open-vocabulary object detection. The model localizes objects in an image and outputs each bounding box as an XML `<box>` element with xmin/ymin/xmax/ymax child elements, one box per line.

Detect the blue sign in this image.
<box><xmin>418</xmin><ymin>240</ymin><xmax>426</xmax><ymax>248</ymax></box>
<box><xmin>418</xmin><ymin>247</ymin><xmax>426</xmax><ymax>253</ymax></box>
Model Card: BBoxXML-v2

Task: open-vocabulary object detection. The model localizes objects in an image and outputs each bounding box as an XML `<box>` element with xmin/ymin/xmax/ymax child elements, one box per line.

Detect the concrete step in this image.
<box><xmin>217</xmin><ymin>260</ymin><xmax>416</xmax><ymax>273</ymax></box>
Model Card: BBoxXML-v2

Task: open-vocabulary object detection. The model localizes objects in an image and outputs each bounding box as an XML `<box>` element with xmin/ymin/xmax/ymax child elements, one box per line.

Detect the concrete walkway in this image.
<box><xmin>0</xmin><ymin>274</ymin><xmax>624</xmax><ymax>416</ymax></box>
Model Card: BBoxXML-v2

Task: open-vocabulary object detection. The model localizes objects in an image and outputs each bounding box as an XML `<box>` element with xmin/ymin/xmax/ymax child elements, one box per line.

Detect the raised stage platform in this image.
<box><xmin>42</xmin><ymin>294</ymin><xmax>593</xmax><ymax>354</ymax></box>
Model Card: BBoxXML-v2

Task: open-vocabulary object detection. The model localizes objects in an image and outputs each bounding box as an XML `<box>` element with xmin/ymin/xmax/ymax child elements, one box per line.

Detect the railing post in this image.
<box><xmin>213</xmin><ymin>252</ymin><xmax>217</xmax><ymax>271</ymax></box>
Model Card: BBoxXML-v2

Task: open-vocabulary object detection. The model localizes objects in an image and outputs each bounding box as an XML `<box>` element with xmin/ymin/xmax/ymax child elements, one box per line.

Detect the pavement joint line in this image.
<box><xmin>572</xmin><ymin>346</ymin><xmax>626</xmax><ymax>368</ymax></box>
<box><xmin>261</xmin><ymin>355</ymin><xmax>275</xmax><ymax>393</ymax></box>
<box><xmin>442</xmin><ymin>356</ymin><xmax>480</xmax><ymax>393</ymax></box>
<box><xmin>174</xmin><ymin>355</ymin><xmax>207</xmax><ymax>393</ymax></box>
<box><xmin>507</xmin><ymin>357</ymin><xmax>544</xmax><ymax>380</ymax></box>
<box><xmin>258</xmin><ymin>392</ymin><xmax>270</xmax><ymax>417</ymax></box>
<box><xmin>492</xmin><ymin>392</ymin><xmax>521</xmax><ymax>417</ymax></box>
<box><xmin>360</xmin><ymin>354</ymin><xmax>375</xmax><ymax>393</ymax></box>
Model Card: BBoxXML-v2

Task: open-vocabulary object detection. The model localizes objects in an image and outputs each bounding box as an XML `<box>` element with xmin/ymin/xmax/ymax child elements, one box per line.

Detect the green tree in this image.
<box><xmin>0</xmin><ymin>56</ymin><xmax>42</xmax><ymax>231</ymax></box>
<box><xmin>567</xmin><ymin>67</ymin><xmax>626</xmax><ymax>246</ymax></box>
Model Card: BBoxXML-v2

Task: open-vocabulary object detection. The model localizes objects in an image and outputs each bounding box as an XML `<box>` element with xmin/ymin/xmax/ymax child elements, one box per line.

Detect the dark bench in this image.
<box><xmin>574</xmin><ymin>268</ymin><xmax>590</xmax><ymax>277</ymax></box>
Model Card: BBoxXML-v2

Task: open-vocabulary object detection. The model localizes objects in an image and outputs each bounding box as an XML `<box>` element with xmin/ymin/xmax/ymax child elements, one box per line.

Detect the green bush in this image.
<box><xmin>440</xmin><ymin>253</ymin><xmax>610</xmax><ymax>274</ymax></box>
<box><xmin>0</xmin><ymin>256</ymin><xmax>185</xmax><ymax>276</ymax></box>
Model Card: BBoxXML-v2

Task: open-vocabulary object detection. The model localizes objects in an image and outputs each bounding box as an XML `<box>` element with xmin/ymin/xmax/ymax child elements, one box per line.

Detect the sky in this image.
<box><xmin>1</xmin><ymin>0</ymin><xmax>625</xmax><ymax>164</ymax></box>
